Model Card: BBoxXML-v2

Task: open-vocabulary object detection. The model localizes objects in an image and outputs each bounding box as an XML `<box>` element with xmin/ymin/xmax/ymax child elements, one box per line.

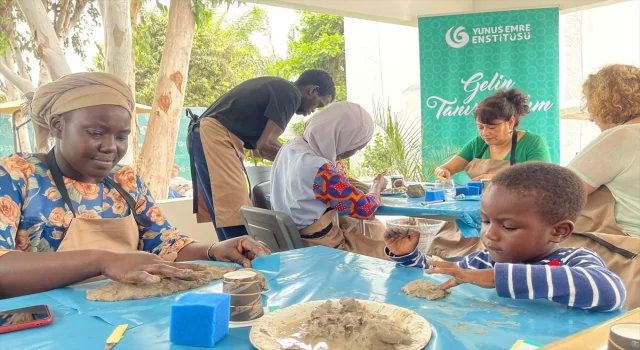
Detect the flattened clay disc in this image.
<box><xmin>249</xmin><ymin>299</ymin><xmax>432</xmax><ymax>350</ymax></box>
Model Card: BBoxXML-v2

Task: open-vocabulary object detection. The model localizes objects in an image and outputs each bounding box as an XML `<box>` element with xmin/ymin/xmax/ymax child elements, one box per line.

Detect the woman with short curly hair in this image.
<box><xmin>568</xmin><ymin>64</ymin><xmax>640</xmax><ymax>237</ymax></box>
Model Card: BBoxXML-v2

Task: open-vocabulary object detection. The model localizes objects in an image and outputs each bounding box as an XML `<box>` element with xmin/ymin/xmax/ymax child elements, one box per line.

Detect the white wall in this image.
<box><xmin>157</xmin><ymin>198</ymin><xmax>218</xmax><ymax>243</ymax></box>
<box><xmin>344</xmin><ymin>0</ymin><xmax>640</xmax><ymax>168</ymax></box>
<box><xmin>344</xmin><ymin>18</ymin><xmax>422</xmax><ymax>170</ymax></box>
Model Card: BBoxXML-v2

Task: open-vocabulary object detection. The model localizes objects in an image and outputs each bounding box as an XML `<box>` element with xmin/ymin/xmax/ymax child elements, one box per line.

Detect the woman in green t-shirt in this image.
<box><xmin>435</xmin><ymin>89</ymin><xmax>551</xmax><ymax>181</ymax></box>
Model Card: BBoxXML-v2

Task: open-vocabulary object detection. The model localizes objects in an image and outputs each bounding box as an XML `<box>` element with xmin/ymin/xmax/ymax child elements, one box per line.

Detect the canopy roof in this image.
<box><xmin>250</xmin><ymin>0</ymin><xmax>627</xmax><ymax>26</ymax></box>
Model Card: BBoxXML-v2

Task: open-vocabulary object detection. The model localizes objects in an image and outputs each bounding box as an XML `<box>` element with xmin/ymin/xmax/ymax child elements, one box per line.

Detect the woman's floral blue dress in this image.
<box><xmin>0</xmin><ymin>153</ymin><xmax>193</xmax><ymax>258</ymax></box>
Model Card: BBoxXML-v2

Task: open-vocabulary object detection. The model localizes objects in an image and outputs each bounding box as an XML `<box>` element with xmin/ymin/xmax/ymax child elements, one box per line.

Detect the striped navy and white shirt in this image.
<box><xmin>386</xmin><ymin>247</ymin><xmax>626</xmax><ymax>312</ymax></box>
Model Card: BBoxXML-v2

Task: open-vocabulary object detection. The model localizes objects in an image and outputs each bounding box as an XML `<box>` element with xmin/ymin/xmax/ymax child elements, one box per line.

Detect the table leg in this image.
<box><xmin>360</xmin><ymin>220</ymin><xmax>366</xmax><ymax>235</ymax></box>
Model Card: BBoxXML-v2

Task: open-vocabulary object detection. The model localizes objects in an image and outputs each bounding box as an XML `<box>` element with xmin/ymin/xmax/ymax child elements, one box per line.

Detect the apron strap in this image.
<box><xmin>476</xmin><ymin>144</ymin><xmax>488</xmax><ymax>159</ymax></box>
<box><xmin>186</xmin><ymin>108</ymin><xmax>200</xmax><ymax>214</ymax></box>
<box><xmin>103</xmin><ymin>176</ymin><xmax>152</xmax><ymax>227</ymax></box>
<box><xmin>46</xmin><ymin>148</ymin><xmax>151</xmax><ymax>226</ymax></box>
<box><xmin>572</xmin><ymin>232</ymin><xmax>637</xmax><ymax>259</ymax></box>
<box><xmin>46</xmin><ymin>149</ymin><xmax>78</xmax><ymax>217</ymax></box>
<box><xmin>509</xmin><ymin>130</ymin><xmax>518</xmax><ymax>166</ymax></box>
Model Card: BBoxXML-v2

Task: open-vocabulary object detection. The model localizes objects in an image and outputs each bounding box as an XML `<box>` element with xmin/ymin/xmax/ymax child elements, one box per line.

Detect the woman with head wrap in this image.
<box><xmin>0</xmin><ymin>72</ymin><xmax>268</xmax><ymax>298</ymax></box>
<box><xmin>270</xmin><ymin>102</ymin><xmax>390</xmax><ymax>259</ymax></box>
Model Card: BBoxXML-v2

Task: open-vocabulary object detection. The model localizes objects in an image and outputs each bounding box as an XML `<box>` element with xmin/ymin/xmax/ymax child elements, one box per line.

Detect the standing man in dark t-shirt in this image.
<box><xmin>188</xmin><ymin>70</ymin><xmax>336</xmax><ymax>241</ymax></box>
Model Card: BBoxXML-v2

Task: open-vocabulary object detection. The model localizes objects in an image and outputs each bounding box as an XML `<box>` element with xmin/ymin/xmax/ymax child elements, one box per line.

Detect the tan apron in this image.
<box><xmin>300</xmin><ymin>210</ymin><xmax>389</xmax><ymax>260</ymax></box>
<box><xmin>561</xmin><ymin>232</ymin><xmax>640</xmax><ymax>309</ymax></box>
<box><xmin>193</xmin><ymin>117</ymin><xmax>252</xmax><ymax>227</ymax></box>
<box><xmin>44</xmin><ymin>150</ymin><xmax>162</xmax><ymax>284</ymax></box>
<box><xmin>575</xmin><ymin>185</ymin><xmax>626</xmax><ymax>236</ymax></box>
<box><xmin>428</xmin><ymin>132</ymin><xmax>518</xmax><ymax>258</ymax></box>
<box><xmin>560</xmin><ymin>185</ymin><xmax>640</xmax><ymax>309</ymax></box>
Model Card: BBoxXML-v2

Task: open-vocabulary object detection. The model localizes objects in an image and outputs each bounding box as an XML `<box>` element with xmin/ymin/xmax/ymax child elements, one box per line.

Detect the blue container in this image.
<box><xmin>466</xmin><ymin>186</ymin><xmax>481</xmax><ymax>195</ymax></box>
<box><xmin>425</xmin><ymin>190</ymin><xmax>445</xmax><ymax>202</ymax></box>
<box><xmin>455</xmin><ymin>187</ymin><xmax>470</xmax><ymax>196</ymax></box>
<box><xmin>467</xmin><ymin>181</ymin><xmax>483</xmax><ymax>194</ymax></box>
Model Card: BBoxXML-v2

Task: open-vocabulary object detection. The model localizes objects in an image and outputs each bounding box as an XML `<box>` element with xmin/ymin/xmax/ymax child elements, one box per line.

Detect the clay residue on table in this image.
<box><xmin>279</xmin><ymin>298</ymin><xmax>412</xmax><ymax>350</ymax></box>
<box><xmin>486</xmin><ymin>320</ymin><xmax>520</xmax><ymax>328</ymax></box>
<box><xmin>86</xmin><ymin>265</ymin><xmax>236</xmax><ymax>301</ymax></box>
<box><xmin>450</xmin><ymin>322</ymin><xmax>488</xmax><ymax>336</ymax></box>
<box><xmin>402</xmin><ymin>280</ymin><xmax>449</xmax><ymax>300</ymax></box>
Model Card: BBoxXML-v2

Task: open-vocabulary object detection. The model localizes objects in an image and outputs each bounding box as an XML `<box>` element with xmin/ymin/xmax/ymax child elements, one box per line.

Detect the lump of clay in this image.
<box><xmin>402</xmin><ymin>280</ymin><xmax>449</xmax><ymax>301</ymax></box>
<box><xmin>302</xmin><ymin>297</ymin><xmax>412</xmax><ymax>350</ymax></box>
<box><xmin>406</xmin><ymin>185</ymin><xmax>425</xmax><ymax>198</ymax></box>
<box><xmin>86</xmin><ymin>265</ymin><xmax>236</xmax><ymax>302</ymax></box>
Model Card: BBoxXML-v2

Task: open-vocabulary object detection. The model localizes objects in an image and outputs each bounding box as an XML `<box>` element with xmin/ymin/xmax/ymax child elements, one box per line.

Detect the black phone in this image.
<box><xmin>0</xmin><ymin>305</ymin><xmax>54</xmax><ymax>334</ymax></box>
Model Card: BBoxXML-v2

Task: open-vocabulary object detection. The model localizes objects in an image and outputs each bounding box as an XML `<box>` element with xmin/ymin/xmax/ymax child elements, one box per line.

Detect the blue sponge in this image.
<box><xmin>467</xmin><ymin>181</ymin><xmax>483</xmax><ymax>194</ymax></box>
<box><xmin>170</xmin><ymin>292</ymin><xmax>230</xmax><ymax>347</ymax></box>
<box><xmin>466</xmin><ymin>186</ymin><xmax>481</xmax><ymax>195</ymax></box>
<box><xmin>425</xmin><ymin>190</ymin><xmax>445</xmax><ymax>202</ymax></box>
<box><xmin>455</xmin><ymin>186</ymin><xmax>469</xmax><ymax>196</ymax></box>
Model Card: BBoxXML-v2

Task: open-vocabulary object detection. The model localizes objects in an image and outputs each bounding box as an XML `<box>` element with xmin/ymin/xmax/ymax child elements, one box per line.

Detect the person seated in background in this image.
<box><xmin>435</xmin><ymin>88</ymin><xmax>550</xmax><ymax>181</ymax></box>
<box><xmin>385</xmin><ymin>162</ymin><xmax>626</xmax><ymax>312</ymax></box>
<box><xmin>0</xmin><ymin>72</ymin><xmax>268</xmax><ymax>299</ymax></box>
<box><xmin>168</xmin><ymin>165</ymin><xmax>193</xmax><ymax>199</ymax></box>
<box><xmin>270</xmin><ymin>102</ymin><xmax>390</xmax><ymax>259</ymax></box>
<box><xmin>430</xmin><ymin>89</ymin><xmax>552</xmax><ymax>259</ymax></box>
<box><xmin>567</xmin><ymin>64</ymin><xmax>640</xmax><ymax>237</ymax></box>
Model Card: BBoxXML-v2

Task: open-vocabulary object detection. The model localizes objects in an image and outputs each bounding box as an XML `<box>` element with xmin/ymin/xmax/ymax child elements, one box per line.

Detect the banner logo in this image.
<box><xmin>445</xmin><ymin>26</ymin><xmax>469</xmax><ymax>48</ymax></box>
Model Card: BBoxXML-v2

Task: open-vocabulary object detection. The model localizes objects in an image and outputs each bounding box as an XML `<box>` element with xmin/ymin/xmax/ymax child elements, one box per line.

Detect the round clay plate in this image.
<box><xmin>249</xmin><ymin>299</ymin><xmax>432</xmax><ymax>350</ymax></box>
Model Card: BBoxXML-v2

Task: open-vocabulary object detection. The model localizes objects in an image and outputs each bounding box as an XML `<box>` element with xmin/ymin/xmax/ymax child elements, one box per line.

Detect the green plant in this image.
<box><xmin>361</xmin><ymin>101</ymin><xmax>460</xmax><ymax>181</ymax></box>
<box><xmin>362</xmin><ymin>102</ymin><xmax>423</xmax><ymax>181</ymax></box>
<box><xmin>290</xmin><ymin>120</ymin><xmax>306</xmax><ymax>136</ymax></box>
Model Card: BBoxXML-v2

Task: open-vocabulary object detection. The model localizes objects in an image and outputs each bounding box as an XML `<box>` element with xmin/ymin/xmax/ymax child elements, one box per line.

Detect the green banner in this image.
<box><xmin>419</xmin><ymin>8</ymin><xmax>560</xmax><ymax>180</ymax></box>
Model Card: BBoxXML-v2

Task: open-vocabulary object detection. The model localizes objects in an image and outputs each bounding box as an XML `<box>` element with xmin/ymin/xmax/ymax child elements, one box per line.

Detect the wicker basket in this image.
<box><xmin>386</xmin><ymin>218</ymin><xmax>446</xmax><ymax>255</ymax></box>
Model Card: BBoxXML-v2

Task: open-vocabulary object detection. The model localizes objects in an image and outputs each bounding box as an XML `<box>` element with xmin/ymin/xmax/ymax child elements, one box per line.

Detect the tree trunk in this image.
<box><xmin>0</xmin><ymin>59</ymin><xmax>33</xmax><ymax>93</ymax></box>
<box><xmin>2</xmin><ymin>51</ymin><xmax>32</xmax><ymax>153</ymax></box>
<box><xmin>17</xmin><ymin>0</ymin><xmax>72</xmax><ymax>81</ymax></box>
<box><xmin>137</xmin><ymin>0</ymin><xmax>195</xmax><ymax>200</ymax></box>
<box><xmin>129</xmin><ymin>0</ymin><xmax>140</xmax><ymax>170</ymax></box>
<box><xmin>34</xmin><ymin>59</ymin><xmax>53</xmax><ymax>153</ymax></box>
<box><xmin>98</xmin><ymin>0</ymin><xmax>136</xmax><ymax>168</ymax></box>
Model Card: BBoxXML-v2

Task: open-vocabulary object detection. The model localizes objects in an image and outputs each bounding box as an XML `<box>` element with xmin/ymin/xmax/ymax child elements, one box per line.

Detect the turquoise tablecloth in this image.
<box><xmin>0</xmin><ymin>246</ymin><xmax>620</xmax><ymax>350</ymax></box>
<box><xmin>378</xmin><ymin>197</ymin><xmax>482</xmax><ymax>237</ymax></box>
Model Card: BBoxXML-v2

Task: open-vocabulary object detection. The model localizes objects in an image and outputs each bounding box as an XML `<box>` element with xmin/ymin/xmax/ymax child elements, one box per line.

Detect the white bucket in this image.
<box><xmin>386</xmin><ymin>217</ymin><xmax>446</xmax><ymax>255</ymax></box>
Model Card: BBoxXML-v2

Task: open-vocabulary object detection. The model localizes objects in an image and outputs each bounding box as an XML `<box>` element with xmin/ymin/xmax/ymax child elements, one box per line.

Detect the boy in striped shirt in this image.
<box><xmin>384</xmin><ymin>162</ymin><xmax>626</xmax><ymax>311</ymax></box>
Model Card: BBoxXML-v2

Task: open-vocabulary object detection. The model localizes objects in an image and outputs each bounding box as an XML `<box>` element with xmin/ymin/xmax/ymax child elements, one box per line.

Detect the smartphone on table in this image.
<box><xmin>0</xmin><ymin>305</ymin><xmax>53</xmax><ymax>334</ymax></box>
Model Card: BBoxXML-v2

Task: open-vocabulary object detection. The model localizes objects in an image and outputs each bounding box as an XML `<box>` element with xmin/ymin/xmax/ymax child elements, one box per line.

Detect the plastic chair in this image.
<box><xmin>252</xmin><ymin>181</ymin><xmax>271</xmax><ymax>210</ymax></box>
<box><xmin>239</xmin><ymin>206</ymin><xmax>304</xmax><ymax>253</ymax></box>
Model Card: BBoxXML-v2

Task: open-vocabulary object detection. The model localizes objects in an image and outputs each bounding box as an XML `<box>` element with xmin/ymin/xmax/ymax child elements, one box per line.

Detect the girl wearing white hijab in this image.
<box><xmin>271</xmin><ymin>102</ymin><xmax>389</xmax><ymax>259</ymax></box>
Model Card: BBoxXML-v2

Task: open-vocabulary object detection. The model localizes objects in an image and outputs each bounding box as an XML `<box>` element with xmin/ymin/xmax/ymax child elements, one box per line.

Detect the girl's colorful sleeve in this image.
<box><xmin>0</xmin><ymin>156</ymin><xmax>27</xmax><ymax>257</ymax></box>
<box><xmin>313</xmin><ymin>163</ymin><xmax>380</xmax><ymax>219</ymax></box>
<box><xmin>131</xmin><ymin>171</ymin><xmax>195</xmax><ymax>259</ymax></box>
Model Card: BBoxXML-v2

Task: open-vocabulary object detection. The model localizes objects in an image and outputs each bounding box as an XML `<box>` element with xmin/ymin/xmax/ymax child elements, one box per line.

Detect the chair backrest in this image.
<box><xmin>245</xmin><ymin>165</ymin><xmax>272</xmax><ymax>189</ymax></box>
<box><xmin>252</xmin><ymin>181</ymin><xmax>271</xmax><ymax>210</ymax></box>
<box><xmin>240</xmin><ymin>205</ymin><xmax>304</xmax><ymax>253</ymax></box>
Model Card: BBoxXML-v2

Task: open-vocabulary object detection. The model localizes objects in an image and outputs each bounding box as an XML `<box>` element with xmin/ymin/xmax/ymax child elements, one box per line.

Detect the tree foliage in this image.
<box><xmin>270</xmin><ymin>11</ymin><xmax>346</xmax><ymax>101</ymax></box>
<box><xmin>92</xmin><ymin>6</ymin><xmax>272</xmax><ymax>107</ymax></box>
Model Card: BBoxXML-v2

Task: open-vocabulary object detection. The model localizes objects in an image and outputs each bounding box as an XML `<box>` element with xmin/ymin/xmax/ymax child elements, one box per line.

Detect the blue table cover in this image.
<box><xmin>378</xmin><ymin>197</ymin><xmax>482</xmax><ymax>237</ymax></box>
<box><xmin>0</xmin><ymin>246</ymin><xmax>620</xmax><ymax>350</ymax></box>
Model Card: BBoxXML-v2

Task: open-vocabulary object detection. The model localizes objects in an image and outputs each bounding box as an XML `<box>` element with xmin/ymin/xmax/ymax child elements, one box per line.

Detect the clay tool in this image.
<box><xmin>104</xmin><ymin>324</ymin><xmax>128</xmax><ymax>350</ymax></box>
<box><xmin>421</xmin><ymin>200</ymin><xmax>449</xmax><ymax>206</ymax></box>
<box><xmin>251</xmin><ymin>255</ymin><xmax>281</xmax><ymax>281</ymax></box>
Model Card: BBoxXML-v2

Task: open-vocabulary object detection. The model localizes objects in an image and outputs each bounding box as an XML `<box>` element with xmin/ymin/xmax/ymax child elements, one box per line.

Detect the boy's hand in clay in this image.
<box><xmin>209</xmin><ymin>236</ymin><xmax>271</xmax><ymax>268</ymax></box>
<box><xmin>100</xmin><ymin>251</ymin><xmax>206</xmax><ymax>284</ymax></box>
<box><xmin>426</xmin><ymin>260</ymin><xmax>495</xmax><ymax>289</ymax></box>
<box><xmin>384</xmin><ymin>228</ymin><xmax>420</xmax><ymax>256</ymax></box>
